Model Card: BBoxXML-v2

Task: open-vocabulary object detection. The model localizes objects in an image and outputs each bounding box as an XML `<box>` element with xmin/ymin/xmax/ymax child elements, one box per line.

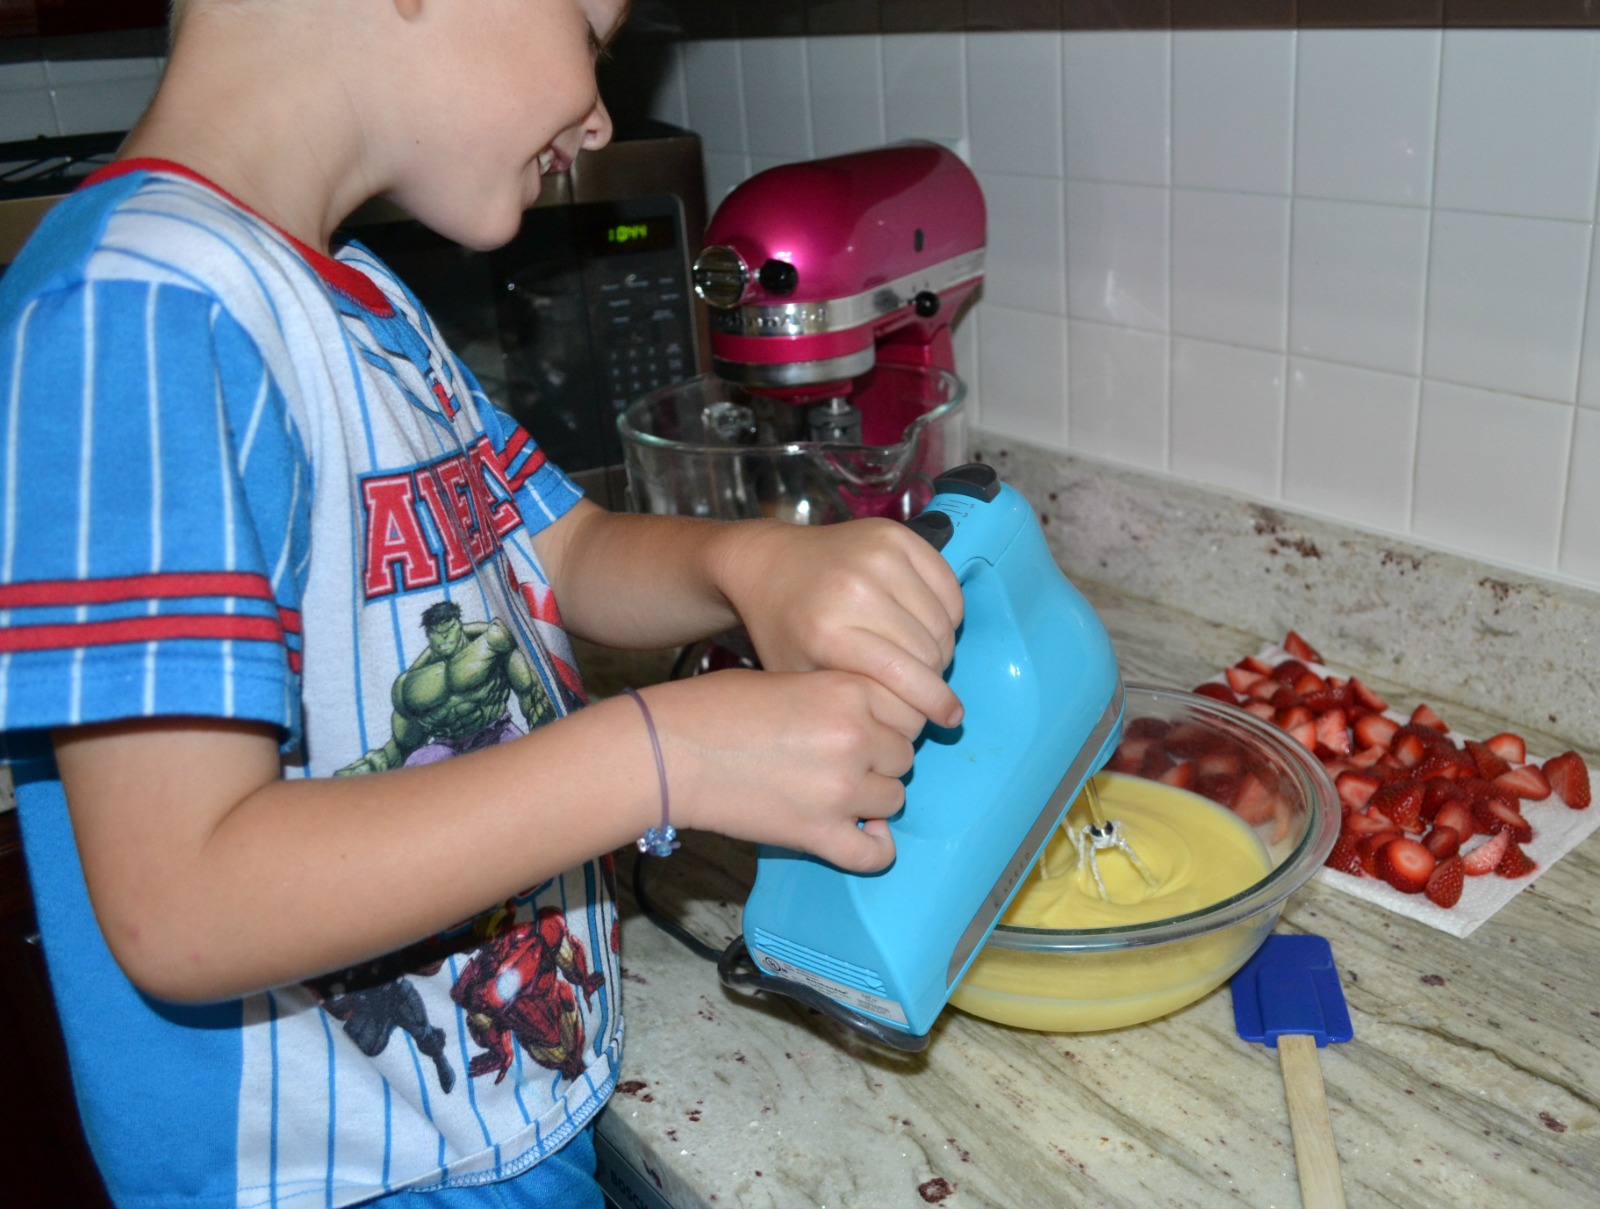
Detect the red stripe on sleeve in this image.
<box><xmin>0</xmin><ymin>571</ymin><xmax>278</xmax><ymax>609</ymax></box>
<box><xmin>0</xmin><ymin>614</ymin><xmax>289</xmax><ymax>654</ymax></box>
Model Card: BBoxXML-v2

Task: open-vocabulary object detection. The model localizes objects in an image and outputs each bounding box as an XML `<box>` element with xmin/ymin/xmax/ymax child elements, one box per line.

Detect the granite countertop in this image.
<box><xmin>585</xmin><ymin>571</ymin><xmax>1600</xmax><ymax>1208</ymax></box>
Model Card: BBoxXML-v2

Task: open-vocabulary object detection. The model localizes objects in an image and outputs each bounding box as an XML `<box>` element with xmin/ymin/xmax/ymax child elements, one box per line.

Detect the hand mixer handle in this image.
<box><xmin>904</xmin><ymin>463</ymin><xmax>1002</xmax><ymax>553</ymax></box>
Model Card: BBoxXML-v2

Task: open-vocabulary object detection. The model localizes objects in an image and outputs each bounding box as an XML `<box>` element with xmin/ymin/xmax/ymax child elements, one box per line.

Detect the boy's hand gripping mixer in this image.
<box><xmin>719</xmin><ymin>463</ymin><xmax>1126</xmax><ymax>1050</ymax></box>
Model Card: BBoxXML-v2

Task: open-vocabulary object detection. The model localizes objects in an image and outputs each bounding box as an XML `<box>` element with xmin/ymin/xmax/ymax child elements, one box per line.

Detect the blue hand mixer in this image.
<box><xmin>719</xmin><ymin>463</ymin><xmax>1125</xmax><ymax>1049</ymax></box>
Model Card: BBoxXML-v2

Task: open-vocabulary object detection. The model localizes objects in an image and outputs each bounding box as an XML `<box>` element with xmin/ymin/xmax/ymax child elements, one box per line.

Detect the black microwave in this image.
<box><xmin>0</xmin><ymin>122</ymin><xmax>711</xmax><ymax>510</ymax></box>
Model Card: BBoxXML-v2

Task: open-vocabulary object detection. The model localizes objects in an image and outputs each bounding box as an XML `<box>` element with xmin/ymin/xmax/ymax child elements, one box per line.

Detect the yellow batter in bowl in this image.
<box><xmin>950</xmin><ymin>772</ymin><xmax>1280</xmax><ymax>1033</ymax></box>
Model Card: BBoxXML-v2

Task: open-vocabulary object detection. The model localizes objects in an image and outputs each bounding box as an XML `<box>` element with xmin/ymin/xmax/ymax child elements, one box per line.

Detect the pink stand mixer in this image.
<box><xmin>618</xmin><ymin>141</ymin><xmax>985</xmax><ymax>526</ymax></box>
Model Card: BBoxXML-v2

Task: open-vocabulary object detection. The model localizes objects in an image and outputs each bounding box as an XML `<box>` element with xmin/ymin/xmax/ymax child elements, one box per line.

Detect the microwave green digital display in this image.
<box><xmin>594</xmin><ymin>214</ymin><xmax>675</xmax><ymax>256</ymax></box>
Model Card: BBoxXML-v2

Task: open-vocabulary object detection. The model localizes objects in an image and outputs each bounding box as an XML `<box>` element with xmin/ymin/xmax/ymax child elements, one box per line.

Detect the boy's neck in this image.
<box><xmin>123</xmin><ymin>6</ymin><xmax>388</xmax><ymax>255</ymax></box>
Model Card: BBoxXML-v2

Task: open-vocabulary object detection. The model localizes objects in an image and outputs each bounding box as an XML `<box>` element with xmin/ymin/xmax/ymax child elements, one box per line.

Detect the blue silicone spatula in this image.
<box><xmin>1231</xmin><ymin>934</ymin><xmax>1354</xmax><ymax>1209</ymax></box>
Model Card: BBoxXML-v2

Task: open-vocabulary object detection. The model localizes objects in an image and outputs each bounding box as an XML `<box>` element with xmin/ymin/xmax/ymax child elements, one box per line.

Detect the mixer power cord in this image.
<box><xmin>630</xmin><ymin>849</ymin><xmax>723</xmax><ymax>964</ymax></box>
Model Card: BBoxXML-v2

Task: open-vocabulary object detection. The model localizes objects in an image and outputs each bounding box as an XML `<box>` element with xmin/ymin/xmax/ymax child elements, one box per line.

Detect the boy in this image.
<box><xmin>0</xmin><ymin>2</ymin><xmax>963</xmax><ymax>1206</ymax></box>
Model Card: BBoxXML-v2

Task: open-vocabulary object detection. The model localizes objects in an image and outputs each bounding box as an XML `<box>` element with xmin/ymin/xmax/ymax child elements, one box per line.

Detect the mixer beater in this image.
<box><xmin>1040</xmin><ymin>777</ymin><xmax>1160</xmax><ymax>901</ymax></box>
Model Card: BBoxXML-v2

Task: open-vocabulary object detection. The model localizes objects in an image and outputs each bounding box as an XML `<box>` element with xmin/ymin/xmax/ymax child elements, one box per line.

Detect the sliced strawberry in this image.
<box><xmin>1192</xmin><ymin>681</ymin><xmax>1238</xmax><ymax>706</ymax></box>
<box><xmin>1461</xmin><ymin>829</ymin><xmax>1511</xmax><ymax>876</ymax></box>
<box><xmin>1409</xmin><ymin>702</ymin><xmax>1449</xmax><ymax>732</ymax></box>
<box><xmin>1493</xmin><ymin>764</ymin><xmax>1551</xmax><ymax>802</ymax></box>
<box><xmin>1421</xmin><ymin>780</ymin><xmax>1467</xmax><ymax>824</ymax></box>
<box><xmin>1353</xmin><ymin>713</ymin><xmax>1400</xmax><ymax>750</ymax></box>
<box><xmin>1370</xmin><ymin>780</ymin><xmax>1424</xmax><ymax>832</ymax></box>
<box><xmin>1473</xmin><ymin>790</ymin><xmax>1534</xmax><ymax>844</ymax></box>
<box><xmin>1342</xmin><ymin>808</ymin><xmax>1399</xmax><ymax>837</ymax></box>
<box><xmin>1271</xmin><ymin>659</ymin><xmax>1311</xmax><ymax>685</ymax></box>
<box><xmin>1347</xmin><ymin>744</ymin><xmax>1388</xmax><ymax>770</ymax></box>
<box><xmin>1543</xmin><ymin>751</ymin><xmax>1591</xmax><ymax>810</ymax></box>
<box><xmin>1301</xmin><ymin>683</ymin><xmax>1354</xmax><ymax>715</ymax></box>
<box><xmin>1484</xmin><ymin>732</ymin><xmax>1526</xmax><ymax>764</ymax></box>
<box><xmin>1432</xmin><ymin>800</ymin><xmax>1476</xmax><ymax>842</ymax></box>
<box><xmin>1360</xmin><ymin>830</ymin><xmax>1402</xmax><ymax>877</ymax></box>
<box><xmin>1286</xmin><ymin>720</ymin><xmax>1316</xmax><ymax>751</ymax></box>
<box><xmin>1226</xmin><ymin>665</ymin><xmax>1267</xmax><ymax>694</ymax></box>
<box><xmin>1423</xmin><ymin>825</ymin><xmax>1461</xmax><ymax>860</ymax></box>
<box><xmin>1158</xmin><ymin>760</ymin><xmax>1196</xmax><ymax>790</ymax></box>
<box><xmin>1237</xmin><ymin>655</ymin><xmax>1275</xmax><ymax>677</ymax></box>
<box><xmin>1315</xmin><ymin>708</ymin><xmax>1352</xmax><ymax>756</ymax></box>
<box><xmin>1283</xmin><ymin>630</ymin><xmax>1324</xmax><ymax>664</ymax></box>
<box><xmin>1243</xmin><ymin>701</ymin><xmax>1277</xmax><ymax>721</ymax></box>
<box><xmin>1414</xmin><ymin>751</ymin><xmax>1465</xmax><ymax>782</ymax></box>
<box><xmin>1324</xmin><ymin>833</ymin><xmax>1364</xmax><ymax>876</ymax></box>
<box><xmin>1391</xmin><ymin>731</ymin><xmax>1428</xmax><ymax>769</ymax></box>
<box><xmin>1424</xmin><ymin>856</ymin><xmax>1464</xmax><ymax>908</ymax></box>
<box><xmin>1195</xmin><ymin>772</ymin><xmax>1241</xmax><ymax>808</ymax></box>
<box><xmin>1347</xmin><ymin>677</ymin><xmax>1389</xmax><ymax>714</ymax></box>
<box><xmin>1275</xmin><ymin>704</ymin><xmax>1314</xmax><ymax>730</ymax></box>
<box><xmin>1336</xmin><ymin>770</ymin><xmax>1382</xmax><ymax>811</ymax></box>
<box><xmin>1464</xmin><ymin>740</ymin><xmax>1512</xmax><ymax>781</ymax></box>
<box><xmin>1294</xmin><ymin>670</ymin><xmax>1329</xmax><ymax>697</ymax></box>
<box><xmin>1375</xmin><ymin>837</ymin><xmax>1436</xmax><ymax>894</ymax></box>
<box><xmin>1497</xmin><ymin>841</ymin><xmax>1537</xmax><ymax>879</ymax></box>
<box><xmin>1232</xmin><ymin>773</ymin><xmax>1278</xmax><ymax>826</ymax></box>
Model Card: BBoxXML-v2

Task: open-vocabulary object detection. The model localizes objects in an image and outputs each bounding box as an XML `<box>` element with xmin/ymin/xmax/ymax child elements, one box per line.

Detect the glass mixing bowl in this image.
<box><xmin>618</xmin><ymin>363</ymin><xmax>966</xmax><ymax>523</ymax></box>
<box><xmin>949</xmin><ymin>683</ymin><xmax>1340</xmax><ymax>1034</ymax></box>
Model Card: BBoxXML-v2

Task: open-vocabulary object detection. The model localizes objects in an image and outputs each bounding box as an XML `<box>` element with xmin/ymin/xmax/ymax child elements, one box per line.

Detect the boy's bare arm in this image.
<box><xmin>53</xmin><ymin>665</ymin><xmax>917</xmax><ymax>1004</ymax></box>
<box><xmin>538</xmin><ymin>500</ymin><xmax>964</xmax><ymax>728</ymax></box>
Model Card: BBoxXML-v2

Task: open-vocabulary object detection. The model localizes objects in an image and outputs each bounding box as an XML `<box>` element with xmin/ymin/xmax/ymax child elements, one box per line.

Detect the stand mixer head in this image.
<box><xmin>618</xmin><ymin>141</ymin><xmax>985</xmax><ymax>527</ymax></box>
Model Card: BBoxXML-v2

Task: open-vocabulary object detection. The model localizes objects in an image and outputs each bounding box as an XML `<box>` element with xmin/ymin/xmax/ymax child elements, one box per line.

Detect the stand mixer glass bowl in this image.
<box><xmin>618</xmin><ymin>363</ymin><xmax>966</xmax><ymax>524</ymax></box>
<box><xmin>950</xmin><ymin>683</ymin><xmax>1340</xmax><ymax>1034</ymax></box>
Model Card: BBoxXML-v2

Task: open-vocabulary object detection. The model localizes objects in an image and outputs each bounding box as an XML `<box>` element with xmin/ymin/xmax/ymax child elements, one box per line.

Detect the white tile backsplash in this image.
<box><xmin>1284</xmin><ymin>358</ymin><xmax>1418</xmax><ymax>533</ymax></box>
<box><xmin>1560</xmin><ymin>406</ymin><xmax>1600</xmax><ymax>580</ymax></box>
<box><xmin>1170</xmin><ymin>189</ymin><xmax>1289</xmax><ymax>351</ymax></box>
<box><xmin>1293</xmin><ymin>30</ymin><xmax>1439</xmax><ymax>206</ymax></box>
<box><xmin>1289</xmin><ymin>197</ymin><xmax>1429</xmax><ymax>375</ymax></box>
<box><xmin>1434</xmin><ymin>30</ymin><xmax>1600</xmax><ymax>223</ymax></box>
<box><xmin>1423</xmin><ymin>209</ymin><xmax>1590</xmax><ymax>403</ymax></box>
<box><xmin>882</xmin><ymin>34</ymin><xmax>967</xmax><ymax>146</ymax></box>
<box><xmin>1412</xmin><ymin>382</ymin><xmax>1572</xmax><ymax>572</ymax></box>
<box><xmin>806</xmin><ymin>35</ymin><xmax>887</xmax><ymax>158</ymax></box>
<box><xmin>1170</xmin><ymin>337</ymin><xmax>1285</xmax><ymax>499</ymax></box>
<box><xmin>1172</xmin><ymin>30</ymin><xmax>1295</xmax><ymax>196</ymax></box>
<box><xmin>1064</xmin><ymin>180</ymin><xmax>1168</xmax><ymax>331</ymax></box>
<box><xmin>1067</xmin><ymin>320</ymin><xmax>1168</xmax><ymax>471</ymax></box>
<box><xmin>979</xmin><ymin>171</ymin><xmax>1066</xmax><ymax>315</ymax></box>
<box><xmin>967</xmin><ymin>32</ymin><xmax>1062</xmax><ymax>178</ymax></box>
<box><xmin>739</xmin><ymin>38</ymin><xmax>813</xmax><ymax>163</ymax></box>
<box><xmin>1063</xmin><ymin>31</ymin><xmax>1170</xmax><ymax>188</ymax></box>
<box><xmin>24</xmin><ymin>30</ymin><xmax>1600</xmax><ymax>592</ymax></box>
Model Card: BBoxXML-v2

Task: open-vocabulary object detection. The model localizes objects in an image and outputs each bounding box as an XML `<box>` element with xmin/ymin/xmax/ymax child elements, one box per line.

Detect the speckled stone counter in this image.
<box><xmin>586</xmin><ymin>471</ymin><xmax>1600</xmax><ymax>1208</ymax></box>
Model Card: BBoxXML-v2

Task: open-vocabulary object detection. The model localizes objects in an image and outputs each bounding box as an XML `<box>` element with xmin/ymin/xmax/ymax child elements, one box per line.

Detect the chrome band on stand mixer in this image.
<box><xmin>618</xmin><ymin>143</ymin><xmax>1131</xmax><ymax>1050</ymax></box>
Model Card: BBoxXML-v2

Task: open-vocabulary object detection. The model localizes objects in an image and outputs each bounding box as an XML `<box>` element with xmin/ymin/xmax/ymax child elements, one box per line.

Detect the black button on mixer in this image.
<box><xmin>906</xmin><ymin>511</ymin><xmax>955</xmax><ymax>551</ymax></box>
<box><xmin>933</xmin><ymin>463</ymin><xmax>1001</xmax><ymax>502</ymax></box>
<box><xmin>758</xmin><ymin>258</ymin><xmax>799</xmax><ymax>296</ymax></box>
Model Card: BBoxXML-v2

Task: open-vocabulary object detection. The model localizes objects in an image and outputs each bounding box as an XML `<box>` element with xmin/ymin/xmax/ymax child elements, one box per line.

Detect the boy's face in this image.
<box><xmin>392</xmin><ymin>0</ymin><xmax>630</xmax><ymax>251</ymax></box>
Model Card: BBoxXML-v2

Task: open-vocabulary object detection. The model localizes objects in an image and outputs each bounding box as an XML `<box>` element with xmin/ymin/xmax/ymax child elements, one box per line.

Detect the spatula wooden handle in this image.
<box><xmin>1277</xmin><ymin>1033</ymin><xmax>1347</xmax><ymax>1209</ymax></box>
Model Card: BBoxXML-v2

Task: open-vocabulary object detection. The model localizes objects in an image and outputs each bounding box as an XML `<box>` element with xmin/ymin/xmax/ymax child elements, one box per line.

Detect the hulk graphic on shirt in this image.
<box><xmin>337</xmin><ymin>599</ymin><xmax>555</xmax><ymax>775</ymax></box>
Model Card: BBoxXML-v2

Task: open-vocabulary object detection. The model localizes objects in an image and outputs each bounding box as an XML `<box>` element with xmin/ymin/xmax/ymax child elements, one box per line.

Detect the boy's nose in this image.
<box><xmin>582</xmin><ymin>98</ymin><xmax>614</xmax><ymax>153</ymax></box>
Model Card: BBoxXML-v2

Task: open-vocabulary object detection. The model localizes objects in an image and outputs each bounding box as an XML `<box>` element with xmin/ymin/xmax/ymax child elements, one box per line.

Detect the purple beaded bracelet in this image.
<box><xmin>623</xmin><ymin>688</ymin><xmax>679</xmax><ymax>857</ymax></box>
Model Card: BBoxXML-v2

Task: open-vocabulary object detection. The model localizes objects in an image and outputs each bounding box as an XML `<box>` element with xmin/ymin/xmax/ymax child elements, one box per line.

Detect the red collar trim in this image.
<box><xmin>84</xmin><ymin>158</ymin><xmax>396</xmax><ymax>317</ymax></box>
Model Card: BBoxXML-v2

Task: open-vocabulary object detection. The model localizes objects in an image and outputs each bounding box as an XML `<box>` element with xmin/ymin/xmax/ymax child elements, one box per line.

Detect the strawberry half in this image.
<box><xmin>1461</xmin><ymin>829</ymin><xmax>1511</xmax><ymax>876</ymax></box>
<box><xmin>1543</xmin><ymin>751</ymin><xmax>1591</xmax><ymax>810</ymax></box>
<box><xmin>1473</xmin><ymin>793</ymin><xmax>1533</xmax><ymax>844</ymax></box>
<box><xmin>1283</xmin><ymin>630</ymin><xmax>1324</xmax><ymax>664</ymax></box>
<box><xmin>1324</xmin><ymin>833</ymin><xmax>1364</xmax><ymax>876</ymax></box>
<box><xmin>1353</xmin><ymin>713</ymin><xmax>1400</xmax><ymax>750</ymax></box>
<box><xmin>1493</xmin><ymin>764</ymin><xmax>1552</xmax><ymax>802</ymax></box>
<box><xmin>1409</xmin><ymin>702</ymin><xmax>1448</xmax><ymax>733</ymax></box>
<box><xmin>1464</xmin><ymin>740</ymin><xmax>1512</xmax><ymax>781</ymax></box>
<box><xmin>1375</xmin><ymin>837</ymin><xmax>1436</xmax><ymax>894</ymax></box>
<box><xmin>1370</xmin><ymin>780</ymin><xmax>1424</xmax><ymax>832</ymax></box>
<box><xmin>1424</xmin><ymin>856</ymin><xmax>1465</xmax><ymax>908</ymax></box>
<box><xmin>1423</xmin><ymin>825</ymin><xmax>1462</xmax><ymax>861</ymax></box>
<box><xmin>1192</xmin><ymin>681</ymin><xmax>1238</xmax><ymax>705</ymax></box>
<box><xmin>1484</xmin><ymin>732</ymin><xmax>1527</xmax><ymax>764</ymax></box>
<box><xmin>1497</xmin><ymin>841</ymin><xmax>1537</xmax><ymax>879</ymax></box>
